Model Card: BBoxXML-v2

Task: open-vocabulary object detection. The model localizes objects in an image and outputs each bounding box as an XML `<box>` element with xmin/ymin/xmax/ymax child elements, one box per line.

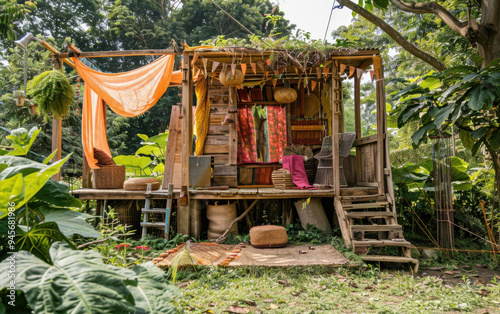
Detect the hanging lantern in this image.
<box><xmin>273</xmin><ymin>87</ymin><xmax>297</xmax><ymax>103</ymax></box>
<box><xmin>13</xmin><ymin>90</ymin><xmax>27</xmax><ymax>107</ymax></box>
<box><xmin>28</xmin><ymin>103</ymin><xmax>38</xmax><ymax>115</ymax></box>
<box><xmin>219</xmin><ymin>68</ymin><xmax>244</xmax><ymax>86</ymax></box>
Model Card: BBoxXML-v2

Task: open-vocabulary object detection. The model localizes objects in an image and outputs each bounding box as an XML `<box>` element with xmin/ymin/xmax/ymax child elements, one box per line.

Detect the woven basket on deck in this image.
<box><xmin>91</xmin><ymin>165</ymin><xmax>126</xmax><ymax>189</ymax></box>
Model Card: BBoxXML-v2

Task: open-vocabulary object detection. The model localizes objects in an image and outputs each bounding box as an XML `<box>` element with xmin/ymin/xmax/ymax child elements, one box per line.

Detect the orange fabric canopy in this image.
<box><xmin>72</xmin><ymin>55</ymin><xmax>182</xmax><ymax>169</ymax></box>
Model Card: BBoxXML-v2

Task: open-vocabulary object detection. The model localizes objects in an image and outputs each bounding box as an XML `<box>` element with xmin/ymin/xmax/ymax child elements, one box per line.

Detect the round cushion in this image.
<box><xmin>123</xmin><ymin>177</ymin><xmax>161</xmax><ymax>190</ymax></box>
<box><xmin>249</xmin><ymin>225</ymin><xmax>288</xmax><ymax>248</ymax></box>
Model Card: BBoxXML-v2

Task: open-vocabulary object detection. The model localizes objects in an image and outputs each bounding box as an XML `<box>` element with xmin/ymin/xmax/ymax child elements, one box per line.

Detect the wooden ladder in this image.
<box><xmin>337</xmin><ymin>194</ymin><xmax>419</xmax><ymax>272</ymax></box>
<box><xmin>140</xmin><ymin>184</ymin><xmax>173</xmax><ymax>239</ymax></box>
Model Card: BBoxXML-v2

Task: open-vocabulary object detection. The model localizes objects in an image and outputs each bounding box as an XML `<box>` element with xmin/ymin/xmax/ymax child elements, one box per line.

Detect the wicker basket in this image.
<box><xmin>91</xmin><ymin>165</ymin><xmax>126</xmax><ymax>189</ymax></box>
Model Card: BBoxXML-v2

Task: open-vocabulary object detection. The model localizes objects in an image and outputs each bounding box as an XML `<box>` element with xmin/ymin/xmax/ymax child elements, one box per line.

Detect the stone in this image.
<box><xmin>421</xmin><ymin>249</ymin><xmax>439</xmax><ymax>260</ymax></box>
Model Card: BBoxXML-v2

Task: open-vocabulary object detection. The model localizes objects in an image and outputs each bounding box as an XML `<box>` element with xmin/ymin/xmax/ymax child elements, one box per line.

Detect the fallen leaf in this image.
<box><xmin>278</xmin><ymin>280</ymin><xmax>289</xmax><ymax>286</ymax></box>
<box><xmin>264</xmin><ymin>299</ymin><xmax>273</xmax><ymax>303</ymax></box>
<box><xmin>209</xmin><ymin>302</ymin><xmax>217</xmax><ymax>307</ymax></box>
<box><xmin>202</xmin><ymin>310</ymin><xmax>214</xmax><ymax>314</ymax></box>
<box><xmin>244</xmin><ymin>300</ymin><xmax>256</xmax><ymax>306</ymax></box>
<box><xmin>291</xmin><ymin>292</ymin><xmax>300</xmax><ymax>296</ymax></box>
<box><xmin>264</xmin><ymin>307</ymin><xmax>270</xmax><ymax>310</ymax></box>
<box><xmin>477</xmin><ymin>289</ymin><xmax>490</xmax><ymax>297</ymax></box>
<box><xmin>365</xmin><ymin>285</ymin><xmax>375</xmax><ymax>290</ymax></box>
<box><xmin>278</xmin><ymin>299</ymin><xmax>286</xmax><ymax>304</ymax></box>
<box><xmin>349</xmin><ymin>282</ymin><xmax>359</xmax><ymax>288</ymax></box>
<box><xmin>224</xmin><ymin>305</ymin><xmax>249</xmax><ymax>314</ymax></box>
<box><xmin>443</xmin><ymin>271</ymin><xmax>455</xmax><ymax>275</ymax></box>
<box><xmin>288</xmin><ymin>302</ymin><xmax>297</xmax><ymax>307</ymax></box>
<box><xmin>270</xmin><ymin>304</ymin><xmax>279</xmax><ymax>309</ymax></box>
<box><xmin>318</xmin><ymin>285</ymin><xmax>327</xmax><ymax>290</ymax></box>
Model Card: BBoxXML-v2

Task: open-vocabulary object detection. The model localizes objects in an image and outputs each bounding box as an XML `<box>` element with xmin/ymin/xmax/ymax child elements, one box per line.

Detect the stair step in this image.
<box><xmin>350</xmin><ymin>224</ymin><xmax>402</xmax><ymax>232</ymax></box>
<box><xmin>142</xmin><ymin>208</ymin><xmax>167</xmax><ymax>214</ymax></box>
<box><xmin>346</xmin><ymin>211</ymin><xmax>394</xmax><ymax>219</ymax></box>
<box><xmin>353</xmin><ymin>240</ymin><xmax>412</xmax><ymax>248</ymax></box>
<box><xmin>140</xmin><ymin>222</ymin><xmax>165</xmax><ymax>228</ymax></box>
<box><xmin>341</xmin><ymin>194</ymin><xmax>386</xmax><ymax>201</ymax></box>
<box><xmin>361</xmin><ymin>255</ymin><xmax>419</xmax><ymax>264</ymax></box>
<box><xmin>343</xmin><ymin>201</ymin><xmax>389</xmax><ymax>210</ymax></box>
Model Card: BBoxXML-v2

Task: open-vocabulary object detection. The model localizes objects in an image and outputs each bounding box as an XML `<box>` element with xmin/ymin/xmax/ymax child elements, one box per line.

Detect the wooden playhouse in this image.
<box><xmin>72</xmin><ymin>46</ymin><xmax>417</xmax><ymax>270</ymax></box>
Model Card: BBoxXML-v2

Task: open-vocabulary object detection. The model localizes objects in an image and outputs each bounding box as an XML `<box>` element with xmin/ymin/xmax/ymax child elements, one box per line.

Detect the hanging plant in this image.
<box><xmin>27</xmin><ymin>70</ymin><xmax>74</xmax><ymax>119</ymax></box>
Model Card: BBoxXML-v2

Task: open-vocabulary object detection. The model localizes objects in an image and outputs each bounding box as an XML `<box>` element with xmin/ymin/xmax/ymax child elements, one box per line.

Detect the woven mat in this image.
<box><xmin>228</xmin><ymin>244</ymin><xmax>348</xmax><ymax>266</ymax></box>
<box><xmin>153</xmin><ymin>242</ymin><xmax>245</xmax><ymax>267</ymax></box>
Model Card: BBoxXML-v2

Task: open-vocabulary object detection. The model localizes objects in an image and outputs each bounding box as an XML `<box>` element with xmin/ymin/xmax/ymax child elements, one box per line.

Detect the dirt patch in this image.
<box><xmin>418</xmin><ymin>265</ymin><xmax>500</xmax><ymax>286</ymax></box>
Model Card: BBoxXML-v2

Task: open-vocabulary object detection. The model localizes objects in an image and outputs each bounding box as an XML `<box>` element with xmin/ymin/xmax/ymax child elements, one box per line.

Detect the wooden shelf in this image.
<box><xmin>291</xmin><ymin>125</ymin><xmax>326</xmax><ymax>131</ymax></box>
<box><xmin>237</xmin><ymin>101</ymin><xmax>282</xmax><ymax>106</ymax></box>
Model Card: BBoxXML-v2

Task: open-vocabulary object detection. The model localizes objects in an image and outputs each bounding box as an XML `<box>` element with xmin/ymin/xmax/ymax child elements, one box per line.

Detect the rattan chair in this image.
<box><xmin>313</xmin><ymin>132</ymin><xmax>356</xmax><ymax>187</ymax></box>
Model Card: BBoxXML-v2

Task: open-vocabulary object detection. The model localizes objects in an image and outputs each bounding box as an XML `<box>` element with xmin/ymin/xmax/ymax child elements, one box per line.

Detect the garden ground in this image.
<box><xmin>173</xmin><ymin>263</ymin><xmax>500</xmax><ymax>313</ymax></box>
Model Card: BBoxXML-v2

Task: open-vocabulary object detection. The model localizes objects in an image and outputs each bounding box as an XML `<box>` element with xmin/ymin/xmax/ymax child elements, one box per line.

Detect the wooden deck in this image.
<box><xmin>71</xmin><ymin>186</ymin><xmax>378</xmax><ymax>200</ymax></box>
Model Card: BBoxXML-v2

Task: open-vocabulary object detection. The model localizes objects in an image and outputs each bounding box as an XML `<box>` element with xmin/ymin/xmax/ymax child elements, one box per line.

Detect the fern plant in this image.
<box><xmin>27</xmin><ymin>70</ymin><xmax>74</xmax><ymax>118</ymax></box>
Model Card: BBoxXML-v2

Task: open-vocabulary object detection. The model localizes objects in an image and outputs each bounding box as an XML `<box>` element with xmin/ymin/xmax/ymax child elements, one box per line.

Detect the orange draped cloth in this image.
<box><xmin>72</xmin><ymin>55</ymin><xmax>182</xmax><ymax>169</ymax></box>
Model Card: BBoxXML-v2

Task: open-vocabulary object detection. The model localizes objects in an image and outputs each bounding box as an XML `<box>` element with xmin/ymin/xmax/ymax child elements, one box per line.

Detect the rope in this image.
<box><xmin>194</xmin><ymin>76</ymin><xmax>209</xmax><ymax>155</ymax></box>
<box><xmin>323</xmin><ymin>0</ymin><xmax>336</xmax><ymax>43</ymax></box>
<box><xmin>209</xmin><ymin>0</ymin><xmax>256</xmax><ymax>37</ymax></box>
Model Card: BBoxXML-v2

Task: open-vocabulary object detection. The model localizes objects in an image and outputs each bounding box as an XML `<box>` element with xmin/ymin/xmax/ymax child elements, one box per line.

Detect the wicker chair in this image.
<box><xmin>313</xmin><ymin>132</ymin><xmax>356</xmax><ymax>187</ymax></box>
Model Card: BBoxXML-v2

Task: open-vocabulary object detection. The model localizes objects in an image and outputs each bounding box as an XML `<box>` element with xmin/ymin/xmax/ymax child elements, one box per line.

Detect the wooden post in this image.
<box><xmin>373</xmin><ymin>55</ymin><xmax>386</xmax><ymax>196</ymax></box>
<box><xmin>178</xmin><ymin>52</ymin><xmax>193</xmax><ymax>236</ymax></box>
<box><xmin>354</xmin><ymin>75</ymin><xmax>362</xmax><ymax>186</ymax></box>
<box><xmin>82</xmin><ymin>150</ymin><xmax>91</xmax><ymax>188</ymax></box>
<box><xmin>52</xmin><ymin>118</ymin><xmax>62</xmax><ymax>181</ymax></box>
<box><xmin>331</xmin><ymin>61</ymin><xmax>352</xmax><ymax>248</ymax></box>
<box><xmin>190</xmin><ymin>200</ymin><xmax>202</xmax><ymax>239</ymax></box>
<box><xmin>331</xmin><ymin>65</ymin><xmax>341</xmax><ymax>196</ymax></box>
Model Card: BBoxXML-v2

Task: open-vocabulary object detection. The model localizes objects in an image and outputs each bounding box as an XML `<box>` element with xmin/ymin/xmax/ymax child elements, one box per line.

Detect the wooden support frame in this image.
<box><xmin>354</xmin><ymin>75</ymin><xmax>362</xmax><ymax>186</ymax></box>
<box><xmin>373</xmin><ymin>56</ymin><xmax>386</xmax><ymax>196</ymax></box>
<box><xmin>178</xmin><ymin>52</ymin><xmax>193</xmax><ymax>236</ymax></box>
<box><xmin>56</xmin><ymin>49</ymin><xmax>178</xmax><ymax>59</ymax></box>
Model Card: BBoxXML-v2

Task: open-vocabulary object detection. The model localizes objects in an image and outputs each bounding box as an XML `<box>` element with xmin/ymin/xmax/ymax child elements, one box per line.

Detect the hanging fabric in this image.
<box><xmin>72</xmin><ymin>55</ymin><xmax>182</xmax><ymax>169</ymax></box>
<box><xmin>194</xmin><ymin>76</ymin><xmax>209</xmax><ymax>155</ymax></box>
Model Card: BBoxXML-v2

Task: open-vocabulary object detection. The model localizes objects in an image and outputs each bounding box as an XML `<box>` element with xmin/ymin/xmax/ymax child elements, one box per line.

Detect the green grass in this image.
<box><xmin>173</xmin><ymin>266</ymin><xmax>500</xmax><ymax>313</ymax></box>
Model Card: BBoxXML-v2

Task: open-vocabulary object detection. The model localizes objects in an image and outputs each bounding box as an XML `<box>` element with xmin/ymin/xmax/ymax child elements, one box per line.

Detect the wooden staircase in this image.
<box><xmin>337</xmin><ymin>194</ymin><xmax>419</xmax><ymax>272</ymax></box>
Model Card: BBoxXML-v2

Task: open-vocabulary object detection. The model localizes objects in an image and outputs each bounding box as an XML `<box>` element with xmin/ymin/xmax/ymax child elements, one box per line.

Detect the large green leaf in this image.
<box><xmin>0</xmin><ymin>155</ymin><xmax>48</xmax><ymax>181</ymax></box>
<box><xmin>39</xmin><ymin>207</ymin><xmax>101</xmax><ymax>238</ymax></box>
<box><xmin>114</xmin><ymin>155</ymin><xmax>152</xmax><ymax>175</ymax></box>
<box><xmin>6</xmin><ymin>127</ymin><xmax>40</xmax><ymax>156</ymax></box>
<box><xmin>128</xmin><ymin>263</ymin><xmax>180</xmax><ymax>313</ymax></box>
<box><xmin>433</xmin><ymin>103</ymin><xmax>454</xmax><ymax>127</ymax></box>
<box><xmin>135</xmin><ymin>145</ymin><xmax>163</xmax><ymax>158</ymax></box>
<box><xmin>468</xmin><ymin>85</ymin><xmax>482</xmax><ymax>110</ymax></box>
<box><xmin>21</xmin><ymin>156</ymin><xmax>70</xmax><ymax>210</ymax></box>
<box><xmin>459</xmin><ymin>130</ymin><xmax>475</xmax><ymax>149</ymax></box>
<box><xmin>0</xmin><ymin>174</ymin><xmax>24</xmax><ymax>219</ymax></box>
<box><xmin>5</xmin><ymin>222</ymin><xmax>74</xmax><ymax>263</ymax></box>
<box><xmin>420</xmin><ymin>76</ymin><xmax>441</xmax><ymax>90</ymax></box>
<box><xmin>34</xmin><ymin>180</ymin><xmax>82</xmax><ymax>208</ymax></box>
<box><xmin>0</xmin><ymin>242</ymin><xmax>179</xmax><ymax>314</ymax></box>
<box><xmin>489</xmin><ymin>129</ymin><xmax>500</xmax><ymax>150</ymax></box>
<box><xmin>143</xmin><ymin>132</ymin><xmax>168</xmax><ymax>148</ymax></box>
<box><xmin>373</xmin><ymin>0</ymin><xmax>388</xmax><ymax>9</ymax></box>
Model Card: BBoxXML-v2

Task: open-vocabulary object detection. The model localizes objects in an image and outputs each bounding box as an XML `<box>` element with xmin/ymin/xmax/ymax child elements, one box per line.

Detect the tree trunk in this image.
<box><xmin>479</xmin><ymin>0</ymin><xmax>500</xmax><ymax>66</ymax></box>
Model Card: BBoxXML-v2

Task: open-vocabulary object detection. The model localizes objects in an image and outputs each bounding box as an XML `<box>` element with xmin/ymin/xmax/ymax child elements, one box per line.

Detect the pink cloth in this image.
<box><xmin>282</xmin><ymin>155</ymin><xmax>314</xmax><ymax>189</ymax></box>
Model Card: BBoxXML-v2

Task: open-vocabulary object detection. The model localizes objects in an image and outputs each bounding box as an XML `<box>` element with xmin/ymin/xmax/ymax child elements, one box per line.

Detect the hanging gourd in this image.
<box><xmin>27</xmin><ymin>70</ymin><xmax>74</xmax><ymax>119</ymax></box>
<box><xmin>219</xmin><ymin>68</ymin><xmax>244</xmax><ymax>86</ymax></box>
<box><xmin>274</xmin><ymin>86</ymin><xmax>297</xmax><ymax>104</ymax></box>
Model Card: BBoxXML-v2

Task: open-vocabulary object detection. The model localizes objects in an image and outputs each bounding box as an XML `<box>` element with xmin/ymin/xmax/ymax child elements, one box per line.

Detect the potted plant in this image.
<box><xmin>13</xmin><ymin>89</ymin><xmax>27</xmax><ymax>106</ymax></box>
<box><xmin>27</xmin><ymin>70</ymin><xmax>74</xmax><ymax>118</ymax></box>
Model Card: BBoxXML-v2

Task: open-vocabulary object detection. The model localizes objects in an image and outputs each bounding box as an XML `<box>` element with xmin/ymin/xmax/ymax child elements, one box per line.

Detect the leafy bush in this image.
<box><xmin>0</xmin><ymin>242</ymin><xmax>179</xmax><ymax>313</ymax></box>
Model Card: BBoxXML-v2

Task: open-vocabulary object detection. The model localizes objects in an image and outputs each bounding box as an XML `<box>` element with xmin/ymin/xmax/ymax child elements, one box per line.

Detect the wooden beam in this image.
<box><xmin>56</xmin><ymin>49</ymin><xmax>178</xmax><ymax>59</ymax></box>
<box><xmin>354</xmin><ymin>75</ymin><xmax>362</xmax><ymax>186</ymax></box>
<box><xmin>36</xmin><ymin>39</ymin><xmax>75</xmax><ymax>68</ymax></box>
